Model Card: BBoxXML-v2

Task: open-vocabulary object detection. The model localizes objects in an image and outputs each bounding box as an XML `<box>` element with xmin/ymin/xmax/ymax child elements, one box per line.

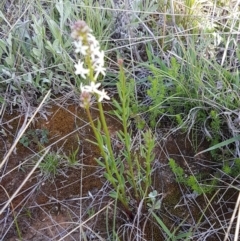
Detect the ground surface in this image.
<box><xmin>0</xmin><ymin>99</ymin><xmax>237</xmax><ymax>240</ymax></box>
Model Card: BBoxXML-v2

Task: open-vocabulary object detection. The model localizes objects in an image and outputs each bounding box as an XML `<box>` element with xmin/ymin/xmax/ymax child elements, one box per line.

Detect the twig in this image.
<box><xmin>0</xmin><ymin>89</ymin><xmax>51</xmax><ymax>171</ymax></box>
<box><xmin>0</xmin><ymin>147</ymin><xmax>50</xmax><ymax>215</ymax></box>
<box><xmin>224</xmin><ymin>191</ymin><xmax>240</xmax><ymax>241</ymax></box>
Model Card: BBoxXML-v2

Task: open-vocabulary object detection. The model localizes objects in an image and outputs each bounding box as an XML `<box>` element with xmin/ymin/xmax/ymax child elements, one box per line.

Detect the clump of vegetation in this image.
<box><xmin>20</xmin><ymin>128</ymin><xmax>49</xmax><ymax>147</ymax></box>
<box><xmin>223</xmin><ymin>158</ymin><xmax>240</xmax><ymax>178</ymax></box>
<box><xmin>169</xmin><ymin>158</ymin><xmax>217</xmax><ymax>195</ymax></box>
<box><xmin>39</xmin><ymin>151</ymin><xmax>60</xmax><ymax>178</ymax></box>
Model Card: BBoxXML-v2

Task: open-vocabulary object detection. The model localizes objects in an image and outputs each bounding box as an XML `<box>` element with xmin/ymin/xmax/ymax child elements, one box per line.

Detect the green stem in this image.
<box><xmin>87</xmin><ymin>104</ymin><xmax>129</xmax><ymax>211</ymax></box>
<box><xmin>119</xmin><ymin>65</ymin><xmax>139</xmax><ymax>200</ymax></box>
<box><xmin>86</xmin><ymin>107</ymin><xmax>104</xmax><ymax>156</ymax></box>
<box><xmin>97</xmin><ymin>101</ymin><xmax>129</xmax><ymax>207</ymax></box>
<box><xmin>86</xmin><ymin>107</ymin><xmax>117</xmax><ymax>189</ymax></box>
<box><xmin>144</xmin><ymin>130</ymin><xmax>155</xmax><ymax>195</ymax></box>
<box><xmin>85</xmin><ymin>106</ymin><xmax>114</xmax><ymax>187</ymax></box>
<box><xmin>97</xmin><ymin>101</ymin><xmax>114</xmax><ymax>161</ymax></box>
<box><xmin>144</xmin><ymin>148</ymin><xmax>151</xmax><ymax>195</ymax></box>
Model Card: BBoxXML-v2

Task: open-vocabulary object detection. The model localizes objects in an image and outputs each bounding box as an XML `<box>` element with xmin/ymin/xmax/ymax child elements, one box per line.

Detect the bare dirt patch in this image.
<box><xmin>0</xmin><ymin>101</ymin><xmax>237</xmax><ymax>240</ymax></box>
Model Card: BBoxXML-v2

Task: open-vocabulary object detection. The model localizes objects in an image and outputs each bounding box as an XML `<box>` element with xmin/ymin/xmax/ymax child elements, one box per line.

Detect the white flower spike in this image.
<box><xmin>72</xmin><ymin>20</ymin><xmax>110</xmax><ymax>102</ymax></box>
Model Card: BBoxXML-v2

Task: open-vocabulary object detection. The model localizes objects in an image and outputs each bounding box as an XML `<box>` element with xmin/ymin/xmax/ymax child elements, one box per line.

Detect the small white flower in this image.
<box><xmin>74</xmin><ymin>40</ymin><xmax>89</xmax><ymax>55</ymax></box>
<box><xmin>97</xmin><ymin>89</ymin><xmax>110</xmax><ymax>102</ymax></box>
<box><xmin>85</xmin><ymin>81</ymin><xmax>101</xmax><ymax>93</ymax></box>
<box><xmin>80</xmin><ymin>82</ymin><xmax>109</xmax><ymax>102</ymax></box>
<box><xmin>80</xmin><ymin>83</ymin><xmax>89</xmax><ymax>93</ymax></box>
<box><xmin>75</xmin><ymin>60</ymin><xmax>89</xmax><ymax>79</ymax></box>
<box><xmin>94</xmin><ymin>49</ymin><xmax>105</xmax><ymax>66</ymax></box>
<box><xmin>87</xmin><ymin>33</ymin><xmax>99</xmax><ymax>48</ymax></box>
<box><xmin>90</xmin><ymin>46</ymin><xmax>103</xmax><ymax>63</ymax></box>
<box><xmin>94</xmin><ymin>64</ymin><xmax>106</xmax><ymax>80</ymax></box>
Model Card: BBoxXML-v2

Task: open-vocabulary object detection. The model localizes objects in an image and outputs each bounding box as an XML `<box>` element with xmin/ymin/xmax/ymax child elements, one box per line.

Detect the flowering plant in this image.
<box><xmin>71</xmin><ymin>20</ymin><xmax>132</xmax><ymax>217</ymax></box>
<box><xmin>71</xmin><ymin>21</ymin><xmax>156</xmax><ymax>220</ymax></box>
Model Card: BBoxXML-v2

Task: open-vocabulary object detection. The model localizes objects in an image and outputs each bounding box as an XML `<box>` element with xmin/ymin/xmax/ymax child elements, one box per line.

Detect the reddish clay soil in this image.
<box><xmin>0</xmin><ymin>101</ymin><xmax>238</xmax><ymax>240</ymax></box>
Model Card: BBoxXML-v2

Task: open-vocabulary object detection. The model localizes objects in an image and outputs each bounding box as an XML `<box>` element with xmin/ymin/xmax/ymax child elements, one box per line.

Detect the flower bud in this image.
<box><xmin>71</xmin><ymin>20</ymin><xmax>92</xmax><ymax>40</ymax></box>
<box><xmin>80</xmin><ymin>91</ymin><xmax>92</xmax><ymax>108</ymax></box>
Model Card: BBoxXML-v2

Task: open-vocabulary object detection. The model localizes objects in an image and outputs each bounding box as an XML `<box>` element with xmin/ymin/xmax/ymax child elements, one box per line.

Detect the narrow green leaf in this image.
<box><xmin>104</xmin><ymin>172</ymin><xmax>117</xmax><ymax>183</ymax></box>
<box><xmin>113</xmin><ymin>99</ymin><xmax>122</xmax><ymax>112</ymax></box>
<box><xmin>152</xmin><ymin>212</ymin><xmax>172</xmax><ymax>238</ymax></box>
<box><xmin>56</xmin><ymin>0</ymin><xmax>71</xmax><ymax>29</ymax></box>
<box><xmin>95</xmin><ymin>158</ymin><xmax>105</xmax><ymax>167</ymax></box>
<box><xmin>46</xmin><ymin>18</ymin><xmax>61</xmax><ymax>41</ymax></box>
<box><xmin>109</xmin><ymin>191</ymin><xmax>118</xmax><ymax>199</ymax></box>
<box><xmin>0</xmin><ymin>39</ymin><xmax>7</xmax><ymax>53</ymax></box>
<box><xmin>113</xmin><ymin>111</ymin><xmax>122</xmax><ymax>121</ymax></box>
<box><xmin>195</xmin><ymin>135</ymin><xmax>240</xmax><ymax>156</ymax></box>
<box><xmin>175</xmin><ymin>231</ymin><xmax>192</xmax><ymax>239</ymax></box>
